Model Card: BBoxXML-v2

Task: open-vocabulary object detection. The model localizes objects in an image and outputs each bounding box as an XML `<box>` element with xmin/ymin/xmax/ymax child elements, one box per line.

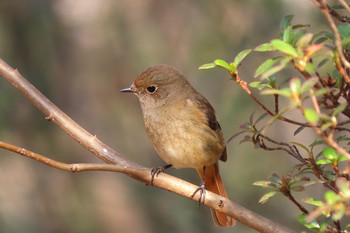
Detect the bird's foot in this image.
<box><xmin>190</xmin><ymin>180</ymin><xmax>206</xmax><ymax>206</ymax></box>
<box><xmin>150</xmin><ymin>164</ymin><xmax>173</xmax><ymax>186</ymax></box>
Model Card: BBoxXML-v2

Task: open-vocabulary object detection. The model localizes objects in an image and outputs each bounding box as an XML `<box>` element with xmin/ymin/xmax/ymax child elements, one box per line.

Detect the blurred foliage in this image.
<box><xmin>201</xmin><ymin>10</ymin><xmax>350</xmax><ymax>232</ymax></box>
<box><xmin>0</xmin><ymin>0</ymin><xmax>343</xmax><ymax>233</ymax></box>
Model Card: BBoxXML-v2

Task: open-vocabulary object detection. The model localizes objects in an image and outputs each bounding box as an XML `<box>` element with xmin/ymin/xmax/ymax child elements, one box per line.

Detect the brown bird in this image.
<box><xmin>121</xmin><ymin>64</ymin><xmax>235</xmax><ymax>227</ymax></box>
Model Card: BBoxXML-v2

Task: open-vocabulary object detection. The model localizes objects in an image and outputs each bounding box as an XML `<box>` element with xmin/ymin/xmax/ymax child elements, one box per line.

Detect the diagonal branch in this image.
<box><xmin>233</xmin><ymin>73</ymin><xmax>310</xmax><ymax>127</ymax></box>
<box><xmin>311</xmin><ymin>0</ymin><xmax>350</xmax><ymax>84</ymax></box>
<box><xmin>0</xmin><ymin>58</ymin><xmax>296</xmax><ymax>233</ymax></box>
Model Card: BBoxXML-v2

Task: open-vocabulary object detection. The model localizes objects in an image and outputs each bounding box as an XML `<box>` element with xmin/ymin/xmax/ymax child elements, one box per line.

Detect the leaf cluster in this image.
<box><xmin>200</xmin><ymin>12</ymin><xmax>350</xmax><ymax>232</ymax></box>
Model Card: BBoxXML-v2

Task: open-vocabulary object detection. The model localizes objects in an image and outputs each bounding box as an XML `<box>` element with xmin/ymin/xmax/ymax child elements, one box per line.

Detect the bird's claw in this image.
<box><xmin>150</xmin><ymin>164</ymin><xmax>172</xmax><ymax>186</ymax></box>
<box><xmin>190</xmin><ymin>181</ymin><xmax>206</xmax><ymax>206</ymax></box>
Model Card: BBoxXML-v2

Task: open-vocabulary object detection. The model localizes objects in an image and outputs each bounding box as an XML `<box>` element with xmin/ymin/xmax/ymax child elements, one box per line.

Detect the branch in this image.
<box><xmin>0</xmin><ymin>58</ymin><xmax>296</xmax><ymax>233</ymax></box>
<box><xmin>233</xmin><ymin>73</ymin><xmax>310</xmax><ymax>127</ymax></box>
<box><xmin>311</xmin><ymin>0</ymin><xmax>350</xmax><ymax>84</ymax></box>
<box><xmin>338</xmin><ymin>0</ymin><xmax>350</xmax><ymax>14</ymax></box>
<box><xmin>258</xmin><ymin>134</ymin><xmax>306</xmax><ymax>163</ymax></box>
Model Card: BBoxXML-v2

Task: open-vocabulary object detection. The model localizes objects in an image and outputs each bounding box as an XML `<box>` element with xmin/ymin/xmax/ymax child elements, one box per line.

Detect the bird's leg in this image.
<box><xmin>150</xmin><ymin>164</ymin><xmax>173</xmax><ymax>186</ymax></box>
<box><xmin>190</xmin><ymin>166</ymin><xmax>206</xmax><ymax>206</ymax></box>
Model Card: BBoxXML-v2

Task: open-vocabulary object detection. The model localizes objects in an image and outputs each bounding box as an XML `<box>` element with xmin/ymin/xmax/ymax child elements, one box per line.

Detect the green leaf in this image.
<box><xmin>293</xmin><ymin>126</ymin><xmax>306</xmax><ymax>136</ymax></box>
<box><xmin>233</xmin><ymin>49</ymin><xmax>252</xmax><ymax>67</ymax></box>
<box><xmin>283</xmin><ymin>26</ymin><xmax>293</xmax><ymax>44</ymax></box>
<box><xmin>292</xmin><ymin>24</ymin><xmax>310</xmax><ymax>30</ymax></box>
<box><xmin>300</xmin><ymin>77</ymin><xmax>318</xmax><ymax>94</ymax></box>
<box><xmin>320</xmin><ymin>122</ymin><xmax>333</xmax><ymax>131</ymax></box>
<box><xmin>271</xmin><ymin>39</ymin><xmax>298</xmax><ymax>57</ymax></box>
<box><xmin>304</xmin><ymin>108</ymin><xmax>319</xmax><ymax>123</ymax></box>
<box><xmin>199</xmin><ymin>63</ymin><xmax>217</xmax><ymax>70</ymax></box>
<box><xmin>342</xmin><ymin>37</ymin><xmax>350</xmax><ymax>47</ymax></box>
<box><xmin>325</xmin><ymin>190</ymin><xmax>340</xmax><ymax>205</ymax></box>
<box><xmin>261</xmin><ymin>88</ymin><xmax>291</xmax><ymax>98</ymax></box>
<box><xmin>304</xmin><ymin>63</ymin><xmax>316</xmax><ymax>73</ymax></box>
<box><xmin>259</xmin><ymin>57</ymin><xmax>292</xmax><ymax>79</ymax></box>
<box><xmin>331</xmin><ymin>4</ymin><xmax>344</xmax><ymax>9</ymax></box>
<box><xmin>291</xmin><ymin>141</ymin><xmax>310</xmax><ymax>153</ymax></box>
<box><xmin>255</xmin><ymin>113</ymin><xmax>268</xmax><ymax>124</ymax></box>
<box><xmin>249</xmin><ymin>81</ymin><xmax>262</xmax><ymax>88</ymax></box>
<box><xmin>298</xmin><ymin>214</ymin><xmax>320</xmax><ymax>229</ymax></box>
<box><xmin>249</xmin><ymin>81</ymin><xmax>272</xmax><ymax>90</ymax></box>
<box><xmin>338</xmin><ymin>156</ymin><xmax>347</xmax><ymax>162</ymax></box>
<box><xmin>311</xmin><ymin>88</ymin><xmax>329</xmax><ymax>97</ymax></box>
<box><xmin>229</xmin><ymin>63</ymin><xmax>237</xmax><ymax>74</ymax></box>
<box><xmin>346</xmin><ymin>223</ymin><xmax>350</xmax><ymax>231</ymax></box>
<box><xmin>258</xmin><ymin>191</ymin><xmax>277</xmax><ymax>204</ymax></box>
<box><xmin>214</xmin><ymin>59</ymin><xmax>232</xmax><ymax>72</ymax></box>
<box><xmin>336</xmin><ymin>136</ymin><xmax>350</xmax><ymax>142</ymax></box>
<box><xmin>270</xmin><ymin>173</ymin><xmax>282</xmax><ymax>184</ymax></box>
<box><xmin>316</xmin><ymin>159</ymin><xmax>332</xmax><ymax>165</ymax></box>
<box><xmin>332</xmin><ymin>103</ymin><xmax>347</xmax><ymax>116</ymax></box>
<box><xmin>268</xmin><ymin>75</ymin><xmax>276</xmax><ymax>87</ymax></box>
<box><xmin>252</xmin><ymin>180</ymin><xmax>268</xmax><ymax>186</ymax></box>
<box><xmin>254</xmin><ymin>43</ymin><xmax>275</xmax><ymax>52</ymax></box>
<box><xmin>332</xmin><ymin>69</ymin><xmax>342</xmax><ymax>87</ymax></box>
<box><xmin>290</xmin><ymin>77</ymin><xmax>301</xmax><ymax>95</ymax></box>
<box><xmin>253</xmin><ymin>180</ymin><xmax>273</xmax><ymax>187</ymax></box>
<box><xmin>291</xmin><ymin>29</ymin><xmax>307</xmax><ymax>46</ymax></box>
<box><xmin>296</xmin><ymin>33</ymin><xmax>313</xmax><ymax>51</ymax></box>
<box><xmin>314</xmin><ymin>37</ymin><xmax>328</xmax><ymax>44</ymax></box>
<box><xmin>309</xmin><ymin>140</ymin><xmax>326</xmax><ymax>147</ymax></box>
<box><xmin>255</xmin><ymin>56</ymin><xmax>283</xmax><ymax>77</ymax></box>
<box><xmin>338</xmin><ymin>24</ymin><xmax>350</xmax><ymax>38</ymax></box>
<box><xmin>322</xmin><ymin>147</ymin><xmax>338</xmax><ymax>160</ymax></box>
<box><xmin>303</xmin><ymin>198</ymin><xmax>323</xmax><ymax>207</ymax></box>
<box><xmin>280</xmin><ymin>15</ymin><xmax>294</xmax><ymax>30</ymax></box>
<box><xmin>317</xmin><ymin>58</ymin><xmax>329</xmax><ymax>68</ymax></box>
<box><xmin>312</xmin><ymin>31</ymin><xmax>333</xmax><ymax>43</ymax></box>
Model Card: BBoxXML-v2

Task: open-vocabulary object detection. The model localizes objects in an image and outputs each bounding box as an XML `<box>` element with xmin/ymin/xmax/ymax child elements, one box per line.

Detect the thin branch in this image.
<box><xmin>282</xmin><ymin>189</ymin><xmax>309</xmax><ymax>215</ymax></box>
<box><xmin>338</xmin><ymin>0</ymin><xmax>350</xmax><ymax>14</ymax></box>
<box><xmin>258</xmin><ymin>134</ymin><xmax>306</xmax><ymax>163</ymax></box>
<box><xmin>327</xmin><ymin>3</ymin><xmax>350</xmax><ymax>23</ymax></box>
<box><xmin>0</xmin><ymin>58</ymin><xmax>296</xmax><ymax>233</ymax></box>
<box><xmin>233</xmin><ymin>73</ymin><xmax>310</xmax><ymax>127</ymax></box>
<box><xmin>0</xmin><ymin>136</ymin><xmax>295</xmax><ymax>233</ymax></box>
<box><xmin>308</xmin><ymin>117</ymin><xmax>350</xmax><ymax>161</ymax></box>
<box><xmin>309</xmin><ymin>89</ymin><xmax>321</xmax><ymax>114</ymax></box>
<box><xmin>274</xmin><ymin>94</ymin><xmax>279</xmax><ymax>114</ymax></box>
<box><xmin>312</xmin><ymin>0</ymin><xmax>350</xmax><ymax>83</ymax></box>
<box><xmin>0</xmin><ymin>60</ymin><xmax>136</xmax><ymax>168</ymax></box>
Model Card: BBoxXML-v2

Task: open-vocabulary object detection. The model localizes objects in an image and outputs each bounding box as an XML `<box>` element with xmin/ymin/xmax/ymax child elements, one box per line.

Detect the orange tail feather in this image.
<box><xmin>196</xmin><ymin>163</ymin><xmax>235</xmax><ymax>227</ymax></box>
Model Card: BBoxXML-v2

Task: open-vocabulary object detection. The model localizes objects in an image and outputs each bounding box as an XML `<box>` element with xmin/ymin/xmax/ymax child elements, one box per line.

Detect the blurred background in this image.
<box><xmin>0</xmin><ymin>0</ymin><xmax>331</xmax><ymax>232</ymax></box>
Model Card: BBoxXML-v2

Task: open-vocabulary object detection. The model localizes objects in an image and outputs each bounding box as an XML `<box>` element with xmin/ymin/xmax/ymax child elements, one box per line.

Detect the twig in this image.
<box><xmin>304</xmin><ymin>86</ymin><xmax>350</xmax><ymax>161</ymax></box>
<box><xmin>338</xmin><ymin>0</ymin><xmax>350</xmax><ymax>14</ymax></box>
<box><xmin>309</xmin><ymin>89</ymin><xmax>321</xmax><ymax>114</ymax></box>
<box><xmin>312</xmin><ymin>0</ymin><xmax>350</xmax><ymax>84</ymax></box>
<box><xmin>0</xmin><ymin>58</ymin><xmax>296</xmax><ymax>233</ymax></box>
<box><xmin>233</xmin><ymin>73</ymin><xmax>310</xmax><ymax>127</ymax></box>
<box><xmin>274</xmin><ymin>94</ymin><xmax>279</xmax><ymax>114</ymax></box>
<box><xmin>258</xmin><ymin>134</ymin><xmax>306</xmax><ymax>163</ymax></box>
<box><xmin>281</xmin><ymin>188</ymin><xmax>309</xmax><ymax>215</ymax></box>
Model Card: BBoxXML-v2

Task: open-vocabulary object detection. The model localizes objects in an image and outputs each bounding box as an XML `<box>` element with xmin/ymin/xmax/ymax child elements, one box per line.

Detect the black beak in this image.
<box><xmin>120</xmin><ymin>87</ymin><xmax>136</xmax><ymax>93</ymax></box>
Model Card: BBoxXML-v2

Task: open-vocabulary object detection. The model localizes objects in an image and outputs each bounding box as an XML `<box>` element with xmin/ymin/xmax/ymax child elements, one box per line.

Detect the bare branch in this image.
<box><xmin>0</xmin><ymin>58</ymin><xmax>296</xmax><ymax>233</ymax></box>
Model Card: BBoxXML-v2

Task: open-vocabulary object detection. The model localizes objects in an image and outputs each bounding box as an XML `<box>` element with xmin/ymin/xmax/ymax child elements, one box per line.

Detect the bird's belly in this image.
<box><xmin>145</xmin><ymin>114</ymin><xmax>224</xmax><ymax>168</ymax></box>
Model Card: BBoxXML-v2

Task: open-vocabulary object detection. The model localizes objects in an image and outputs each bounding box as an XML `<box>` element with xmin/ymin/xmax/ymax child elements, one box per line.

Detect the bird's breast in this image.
<box><xmin>142</xmin><ymin>100</ymin><xmax>224</xmax><ymax>168</ymax></box>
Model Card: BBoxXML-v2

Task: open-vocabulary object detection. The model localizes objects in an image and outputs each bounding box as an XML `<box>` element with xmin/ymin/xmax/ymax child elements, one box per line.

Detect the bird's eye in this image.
<box><xmin>146</xmin><ymin>86</ymin><xmax>157</xmax><ymax>93</ymax></box>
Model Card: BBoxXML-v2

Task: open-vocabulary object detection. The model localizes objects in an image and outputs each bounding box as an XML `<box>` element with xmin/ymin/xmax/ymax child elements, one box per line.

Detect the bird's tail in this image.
<box><xmin>196</xmin><ymin>163</ymin><xmax>235</xmax><ymax>227</ymax></box>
